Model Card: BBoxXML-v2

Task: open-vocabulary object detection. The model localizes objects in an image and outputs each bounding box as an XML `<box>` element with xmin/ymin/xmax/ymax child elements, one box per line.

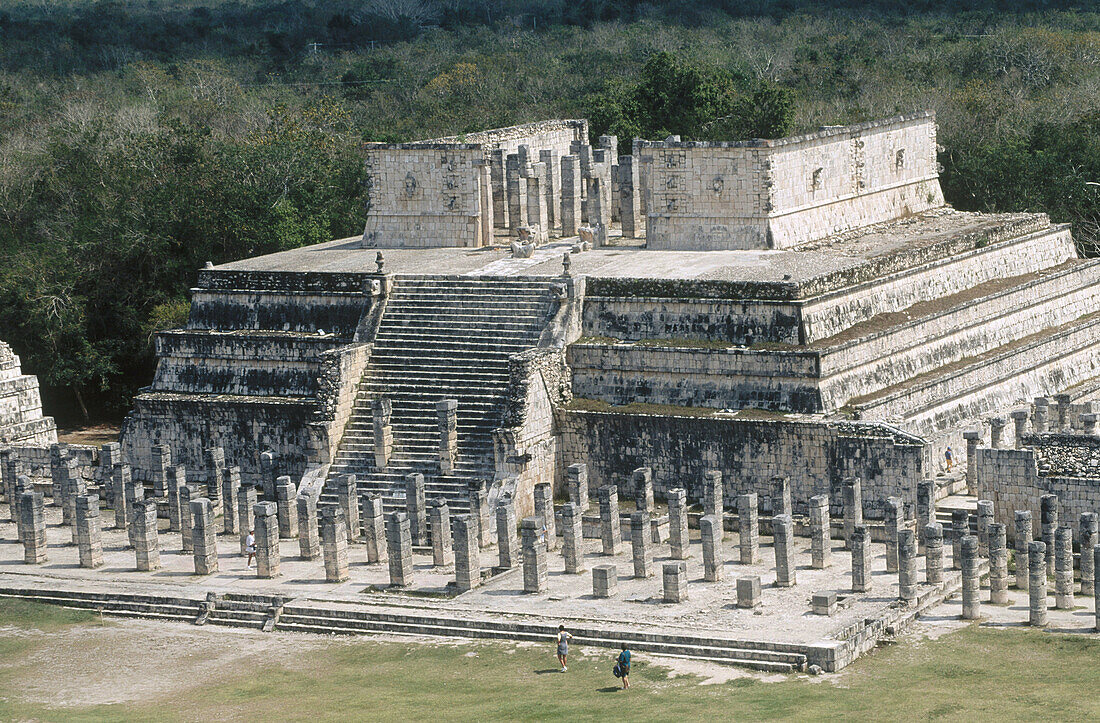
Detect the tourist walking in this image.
<box><xmin>556</xmin><ymin>625</ymin><xmax>573</xmax><ymax>672</ymax></box>
<box><xmin>615</xmin><ymin>644</ymin><xmax>631</xmax><ymax>689</ymax></box>
<box><xmin>246</xmin><ymin>530</ymin><xmax>256</xmax><ymax>568</ymax></box>
<box><xmin>944</xmin><ymin>446</ymin><xmax>954</xmax><ymax>472</ymax></box>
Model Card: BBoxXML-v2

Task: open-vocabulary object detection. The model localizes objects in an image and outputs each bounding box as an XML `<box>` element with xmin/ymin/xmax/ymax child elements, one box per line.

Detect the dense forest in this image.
<box><xmin>1</xmin><ymin>0</ymin><xmax>1100</xmax><ymax>422</ymax></box>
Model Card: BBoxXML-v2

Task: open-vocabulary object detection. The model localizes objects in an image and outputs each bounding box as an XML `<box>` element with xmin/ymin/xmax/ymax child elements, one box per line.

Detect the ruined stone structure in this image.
<box><xmin>0</xmin><ymin>341</ymin><xmax>56</xmax><ymax>445</ymax></box>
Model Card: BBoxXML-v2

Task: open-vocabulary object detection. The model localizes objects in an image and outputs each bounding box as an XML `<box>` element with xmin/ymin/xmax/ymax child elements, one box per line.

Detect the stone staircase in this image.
<box><xmin>323</xmin><ymin>275</ymin><xmax>560</xmax><ymax>513</ymax></box>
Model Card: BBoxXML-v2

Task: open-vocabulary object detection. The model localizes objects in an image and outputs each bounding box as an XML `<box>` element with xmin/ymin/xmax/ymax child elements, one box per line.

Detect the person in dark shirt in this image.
<box><xmin>616</xmin><ymin>644</ymin><xmax>631</xmax><ymax>689</ymax></box>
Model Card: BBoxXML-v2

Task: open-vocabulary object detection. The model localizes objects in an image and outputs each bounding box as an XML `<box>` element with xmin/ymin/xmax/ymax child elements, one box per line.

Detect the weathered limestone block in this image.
<box><xmin>663</xmin><ymin>561</ymin><xmax>688</xmax><ymax>603</ymax></box>
<box><xmin>19</xmin><ymin>487</ymin><xmax>47</xmax><ymax>564</ymax></box>
<box><xmin>884</xmin><ymin>496</ymin><xmax>902</xmax><ymax>573</ymax></box>
<box><xmin>49</xmin><ymin>442</ymin><xmax>68</xmax><ymax>513</ymax></box>
<box><xmin>221</xmin><ymin>467</ymin><xmax>241</xmax><ymax>536</ymax></box>
<box><xmin>976</xmin><ymin>499</ymin><xmax>994</xmax><ymax>558</ymax></box>
<box><xmin>521</xmin><ymin>516</ymin><xmax>548</xmax><ymax>593</ymax></box>
<box><xmin>898</xmin><ymin>528</ymin><xmax>918</xmax><ymax>603</ymax></box>
<box><xmin>490</xmin><ymin>149</ymin><xmax>508</xmax><ymax>229</ymax></box>
<box><xmin>75</xmin><ymin>494</ymin><xmax>104</xmax><ymax>569</ymax></box>
<box><xmin>437</xmin><ymin>400</ymin><xmax>458</xmax><ymax>475</ymax></box>
<box><xmin>259</xmin><ymin>450</ymin><xmax>276</xmax><ymax>500</ymax></box>
<box><xmin>617</xmin><ymin>154</ymin><xmax>641</xmax><ymax>238</ymax></box>
<box><xmin>1055</xmin><ymin>525</ymin><xmax>1075</xmax><ymax>610</ymax></box>
<box><xmin>584</xmin><ymin>177</ymin><xmax>609</xmax><ymax>245</ymax></box>
<box><xmin>771</xmin><ymin>476</ymin><xmax>792</xmax><ymax>518</ymax></box>
<box><xmin>405</xmin><ymin>472</ymin><xmax>428</xmax><ymax>547</ymax></box>
<box><xmin>533</xmin><ymin>482</ymin><xmax>556</xmax><ymax>552</ymax></box>
<box><xmin>738</xmin><ymin>492</ymin><xmax>759</xmax><ymax>564</ymax></box>
<box><xmin>337</xmin><ymin>474</ymin><xmax>360</xmax><ymax>543</ymax></box>
<box><xmin>254</xmin><ymin>501</ymin><xmax>280</xmax><ymax>578</ymax></box>
<box><xmin>989</xmin><ymin>416</ymin><xmax>1007</xmax><ymax>449</ymax></box>
<box><xmin>123</xmin><ymin>465</ymin><xmax>143</xmax><ymax>550</ymax></box>
<box><xmin>630</xmin><ymin>511</ymin><xmax>652</xmax><ymax>579</ymax></box>
<box><xmin>320</xmin><ymin>505</ymin><xmax>349</xmax><ymax>582</ymax></box>
<box><xmin>132</xmin><ymin>498</ymin><xmax>160</xmax><ymax>571</ymax></box>
<box><xmin>179</xmin><ymin>484</ymin><xmax>194</xmax><ymax>553</ymax></box>
<box><xmin>1053</xmin><ymin>393</ymin><xmax>1072</xmax><ymax>432</ymax></box>
<box><xmin>191</xmin><ymin>497</ymin><xmax>218</xmax><ymax>575</ymax></box>
<box><xmin>166</xmin><ymin>465</ymin><xmax>185</xmax><ymax>533</ymax></box>
<box><xmin>1083</xmin><ymin>413</ymin><xmax>1100</xmax><ymax>437</ymax></box>
<box><xmin>560</xmin><ymin>155</ymin><xmax>581</xmax><ymax>237</ymax></box>
<box><xmin>700</xmin><ymin>514</ymin><xmax>723</xmax><ymax>583</ymax></box>
<box><xmin>598</xmin><ymin>485</ymin><xmax>620</xmax><ymax>555</ymax></box>
<box><xmin>916</xmin><ymin>480</ymin><xmax>935</xmax><ymax>553</ymax></box>
<box><xmin>12</xmin><ymin>475</ymin><xmax>32</xmax><ymax>543</ymax></box>
<box><xmin>150</xmin><ymin>444</ymin><xmax>170</xmax><ymax>498</ymax></box>
<box><xmin>362</xmin><ymin>493</ymin><xmax>387</xmax><ymax>565</ymax></box>
<box><xmin>468</xmin><ymin>478</ymin><xmax>491</xmax><ymax>548</ymax></box>
<box><xmin>812</xmin><ymin>591</ymin><xmax>838</xmax><ymax>617</ymax></box>
<box><xmin>566</xmin><ymin>463</ymin><xmax>588</xmax><ymax>511</ymax></box>
<box><xmin>851</xmin><ymin>524</ymin><xmax>872</xmax><ymax>593</ymax></box>
<box><xmin>951</xmin><ymin>509</ymin><xmax>969</xmax><ymax>570</ymax></box>
<box><xmin>963</xmin><ymin>429</ymin><xmax>981</xmax><ymax>495</ymax></box>
<box><xmin>238</xmin><ymin>485</ymin><xmax>257</xmax><ymax>555</ymax></box>
<box><xmin>1029</xmin><ymin>541</ymin><xmax>1048</xmax><ymax>626</ymax></box>
<box><xmin>64</xmin><ymin>458</ymin><xmax>85</xmax><ymax>543</ymax></box>
<box><xmin>506</xmin><ymin>153</ymin><xmax>528</xmax><ymax>230</ymax></box>
<box><xmin>842</xmin><ymin>477</ymin><xmax>862</xmax><ymax>550</ymax></box>
<box><xmin>1033</xmin><ymin>396</ymin><xmax>1051</xmax><ymax>433</ymax></box>
<box><xmin>989</xmin><ymin>522</ymin><xmax>1008</xmax><ymax>604</ymax></box>
<box><xmin>737</xmin><ymin>576</ymin><xmax>762</xmax><ymax>609</ymax></box>
<box><xmin>561</xmin><ymin>502</ymin><xmax>585</xmax><ymax>574</ymax></box>
<box><xmin>454</xmin><ymin>514</ymin><xmax>480</xmax><ymax>592</ymax></box>
<box><xmin>203</xmin><ymin>447</ymin><xmax>224</xmax><ymax>510</ymax></box>
<box><xmin>297</xmin><ymin>493</ymin><xmax>320</xmax><ymax>560</ymax></box>
<box><xmin>526</xmin><ymin>164</ymin><xmax>548</xmax><ymax>244</ymax></box>
<box><xmin>112</xmin><ymin>462</ymin><xmax>130</xmax><ymax>531</ymax></box>
<box><xmin>275</xmin><ymin>476</ymin><xmax>299</xmax><ymax>539</ymax></box>
<box><xmin>668</xmin><ymin>488</ymin><xmax>689</xmax><ymax>561</ymax></box>
<box><xmin>925</xmin><ymin>522</ymin><xmax>944</xmax><ymax>586</ymax></box>
<box><xmin>98</xmin><ymin>443</ymin><xmax>121</xmax><ymax>508</ymax></box>
<box><xmin>809</xmin><ymin>495</ymin><xmax>831</xmax><ymax>569</ymax></box>
<box><xmin>1</xmin><ymin>450</ymin><xmax>17</xmax><ymax>522</ymax></box>
<box><xmin>1041</xmin><ymin>494</ymin><xmax>1058</xmax><ymax>577</ymax></box>
<box><xmin>632</xmin><ymin>467</ymin><xmax>653</xmax><ymax>515</ymax></box>
<box><xmin>703</xmin><ymin>470</ymin><xmax>724</xmax><ymax>539</ymax></box>
<box><xmin>430</xmin><ymin>500</ymin><xmax>453</xmax><ymax>567</ymax></box>
<box><xmin>1010</xmin><ymin>408</ymin><xmax>1029</xmax><ymax>448</ymax></box>
<box><xmin>1081</xmin><ymin>513</ymin><xmax>1099</xmax><ymax>595</ymax></box>
<box><xmin>539</xmin><ymin>149</ymin><xmax>561</xmax><ymax>233</ymax></box>
<box><xmin>496</xmin><ymin>499</ymin><xmax>519</xmax><ymax>569</ymax></box>
<box><xmin>961</xmin><ymin>535</ymin><xmax>980</xmax><ymax>620</ymax></box>
<box><xmin>1014</xmin><ymin>510</ymin><xmax>1032</xmax><ymax>591</ymax></box>
<box><xmin>773</xmin><ymin>514</ymin><xmax>796</xmax><ymax>588</ymax></box>
<box><xmin>592</xmin><ymin>564</ymin><xmax>617</xmax><ymax>598</ymax></box>
<box><xmin>373</xmin><ymin>397</ymin><xmax>393</xmax><ymax>469</ymax></box>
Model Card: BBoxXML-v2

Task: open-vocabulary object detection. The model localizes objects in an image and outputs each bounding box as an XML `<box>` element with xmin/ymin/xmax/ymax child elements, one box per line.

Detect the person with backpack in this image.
<box><xmin>556</xmin><ymin>625</ymin><xmax>573</xmax><ymax>672</ymax></box>
<box><xmin>614</xmin><ymin>644</ymin><xmax>631</xmax><ymax>689</ymax></box>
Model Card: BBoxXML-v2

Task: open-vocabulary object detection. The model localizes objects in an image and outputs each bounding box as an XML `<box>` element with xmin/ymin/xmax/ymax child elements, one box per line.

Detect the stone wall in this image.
<box><xmin>582</xmin><ymin>296</ymin><xmax>801</xmax><ymax>345</ymax></box>
<box><xmin>559</xmin><ymin>410</ymin><xmax>924</xmax><ymax>518</ymax></box>
<box><xmin>308</xmin><ymin>342</ymin><xmax>373</xmax><ymax>466</ymax></box>
<box><xmin>428</xmin><ymin>119</ymin><xmax>587</xmax><ymax>160</ymax></box>
<box><xmin>0</xmin><ymin>342</ymin><xmax>56</xmax><ymax>446</ymax></box>
<box><xmin>639</xmin><ymin>113</ymin><xmax>943</xmax><ymax>250</ymax></box>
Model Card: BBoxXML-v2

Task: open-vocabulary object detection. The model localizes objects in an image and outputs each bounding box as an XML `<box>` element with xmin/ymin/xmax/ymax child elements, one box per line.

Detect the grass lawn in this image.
<box><xmin>0</xmin><ymin>599</ymin><xmax>1098</xmax><ymax>721</ymax></box>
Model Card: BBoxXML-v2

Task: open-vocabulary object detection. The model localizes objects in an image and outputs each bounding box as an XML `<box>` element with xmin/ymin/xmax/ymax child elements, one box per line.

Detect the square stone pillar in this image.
<box><xmin>362</xmin><ymin>493</ymin><xmax>387</xmax><ymax>564</ymax></box>
<box><xmin>386</xmin><ymin>511</ymin><xmax>414</xmax><ymax>587</ymax></box>
<box><xmin>259</xmin><ymin>451</ymin><xmax>276</xmax><ymax>501</ymax></box>
<box><xmin>405</xmin><ymin>472</ymin><xmax>428</xmax><ymax>547</ymax></box>
<box><xmin>373</xmin><ymin>397</ymin><xmax>393</xmax><ymax>469</ymax></box>
<box><xmin>496</xmin><ymin>499</ymin><xmax>519</xmax><ymax>569</ymax></box>
<box><xmin>773</xmin><ymin>514</ymin><xmax>796</xmax><ymax>588</ymax></box>
<box><xmin>737</xmin><ymin>492</ymin><xmax>759</xmax><ymax>564</ymax></box>
<box><xmin>700</xmin><ymin>514</ymin><xmax>723</xmax><ymax>582</ymax></box>
<box><xmin>630</xmin><ymin>511</ymin><xmax>652</xmax><ymax>579</ymax></box>
<box><xmin>598</xmin><ymin>485</ymin><xmax>620</xmax><ymax>555</ymax></box>
<box><xmin>584</xmin><ymin>177</ymin><xmax>609</xmax><ymax>245</ymax></box>
<box><xmin>337</xmin><ymin>474</ymin><xmax>360</xmax><ymax>543</ymax></box>
<box><xmin>632</xmin><ymin>467</ymin><xmax>653</xmax><ymax>515</ymax></box>
<box><xmin>320</xmin><ymin>505</ymin><xmax>349</xmax><ymax>582</ymax></box>
<box><xmin>809</xmin><ymin>494</ymin><xmax>831</xmax><ymax>569</ymax></box>
<box><xmin>951</xmin><ymin>509</ymin><xmax>969</xmax><ymax>570</ymax></box>
<box><xmin>150</xmin><ymin>444</ymin><xmax>170</xmax><ymax>498</ymax></box>
<box><xmin>1014</xmin><ymin>510</ymin><xmax>1033</xmax><ymax>590</ymax></box>
<box><xmin>166</xmin><ymin>465</ymin><xmax>185</xmax><ymax>533</ymax></box>
<box><xmin>275</xmin><ymin>476</ymin><xmax>299</xmax><ymax>539</ymax></box>
<box><xmin>506</xmin><ymin>153</ymin><xmax>527</xmax><ymax>230</ymax></box>
<box><xmin>898</xmin><ymin>528</ymin><xmax>918</xmax><ymax>602</ymax></box>
<box><xmin>842</xmin><ymin>477</ymin><xmax>863</xmax><ymax>549</ymax></box>
<box><xmin>1083</xmin><ymin>413</ymin><xmax>1100</xmax><ymax>437</ymax></box>
<box><xmin>533</xmin><ymin>482</ymin><xmax>556</xmax><ymax>551</ymax></box>
<box><xmin>479</xmin><ymin>163</ymin><xmax>494</xmax><ymax>246</ymax></box>
<box><xmin>1080</xmin><ymin>512</ymin><xmax>1098</xmax><ymax>595</ymax></box>
<box><xmin>566</xmin><ymin>463</ymin><xmax>588</xmax><ymax>511</ymax></box>
<box><xmin>561</xmin><ymin>502</ymin><xmax>585</xmax><ymax>574</ymax></box>
<box><xmin>617</xmin><ymin>154</ymin><xmax>641</xmax><ymax>238</ymax></box>
<box><xmin>180</xmin><ymin>484</ymin><xmax>194</xmax><ymax>553</ymax></box>
<box><xmin>203</xmin><ymin>447</ymin><xmax>224</xmax><ymax>510</ymax></box>
<box><xmin>98</xmin><ymin>443</ymin><xmax>121</xmax><ymax>508</ymax></box>
<box><xmin>851</xmin><ymin>524</ymin><xmax>872</xmax><ymax>593</ymax></box>
<box><xmin>771</xmin><ymin>476</ymin><xmax>792</xmax><ymax>518</ymax></box>
<box><xmin>539</xmin><ymin>149</ymin><xmax>560</xmax><ymax>234</ymax></box>
<box><xmin>592</xmin><ymin>564</ymin><xmax>617</xmax><ymax>598</ymax></box>
<box><xmin>703</xmin><ymin>470</ymin><xmax>724</xmax><ymax>539</ymax></box>
<box><xmin>19</xmin><ymin>488</ymin><xmax>47</xmax><ymax>564</ymax></box>
<box><xmin>49</xmin><ymin>442</ymin><xmax>68</xmax><ymax>511</ymax></box>
<box><xmin>962</xmin><ymin>429</ymin><xmax>981</xmax><ymax>495</ymax></box>
<box><xmin>1032</xmin><ymin>397</ymin><xmax>1050</xmax><ymax>434</ymax></box>
<box><xmin>988</xmin><ymin>417</ymin><xmax>1007</xmax><ymax>449</ymax></box>
<box><xmin>925</xmin><ymin>522</ymin><xmax>944</xmax><ymax>586</ymax></box>
<box><xmin>123</xmin><ymin>465</ymin><xmax>143</xmax><ymax>550</ymax></box>
<box><xmin>112</xmin><ymin>463</ymin><xmax>130</xmax><ymax>531</ymax></box>
<box><xmin>12</xmin><ymin>475</ymin><xmax>31</xmax><ymax>543</ymax></box>
<box><xmin>238</xmin><ymin>485</ymin><xmax>257</xmax><ymax>555</ymax></box>
<box><xmin>668</xmin><ymin>488</ymin><xmax>689</xmax><ymax>560</ymax></box>
<box><xmin>521</xmin><ymin>516</ymin><xmax>548</xmax><ymax>593</ymax></box>
<box><xmin>132</xmin><ymin>498</ymin><xmax>160</xmax><ymax>571</ymax></box>
<box><xmin>0</xmin><ymin>450</ymin><xmax>17</xmax><ymax>522</ymax></box>
<box><xmin>1041</xmin><ymin>494</ymin><xmax>1058</xmax><ymax>576</ymax></box>
<box><xmin>468</xmin><ymin>479</ymin><xmax>492</xmax><ymax>547</ymax></box>
<box><xmin>560</xmin><ymin>155</ymin><xmax>581</xmax><ymax>237</ymax></box>
<box><xmin>737</xmin><ymin>576</ymin><xmax>762</xmax><ymax>609</ymax></box>
<box><xmin>526</xmin><ymin>163</ymin><xmax>548</xmax><ymax>244</ymax></box>
<box><xmin>1053</xmin><ymin>393</ymin><xmax>1071</xmax><ymax>432</ymax></box>
<box><xmin>430</xmin><ymin>500</ymin><xmax>453</xmax><ymax>567</ymax></box>
<box><xmin>453</xmin><ymin>514</ymin><xmax>480</xmax><ymax>592</ymax></box>
<box><xmin>437</xmin><ymin>400</ymin><xmax>458</xmax><ymax>475</ymax></box>
<box><xmin>1010</xmin><ymin>408</ymin><xmax>1029</xmax><ymax>448</ymax></box>
<box><xmin>297</xmin><ymin>493</ymin><xmax>320</xmax><ymax>560</ymax></box>
<box><xmin>663</xmin><ymin>561</ymin><xmax>687</xmax><ymax>603</ymax></box>
<box><xmin>254</xmin><ymin>501</ymin><xmax>280</xmax><ymax>578</ymax></box>
<box><xmin>490</xmin><ymin>149</ymin><xmax>508</xmax><ymax>229</ymax></box>
<box><xmin>916</xmin><ymin>480</ymin><xmax>935</xmax><ymax>551</ymax></box>
<box><xmin>222</xmin><ymin>467</ymin><xmax>241</xmax><ymax>536</ymax></box>
<box><xmin>75</xmin><ymin>494</ymin><xmax>104</xmax><ymax>569</ymax></box>
<box><xmin>64</xmin><ymin>459</ymin><xmax>86</xmax><ymax>545</ymax></box>
<box><xmin>191</xmin><ymin>497</ymin><xmax>218</xmax><ymax>575</ymax></box>
<box><xmin>884</xmin><ymin>496</ymin><xmax>902</xmax><ymax>573</ymax></box>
